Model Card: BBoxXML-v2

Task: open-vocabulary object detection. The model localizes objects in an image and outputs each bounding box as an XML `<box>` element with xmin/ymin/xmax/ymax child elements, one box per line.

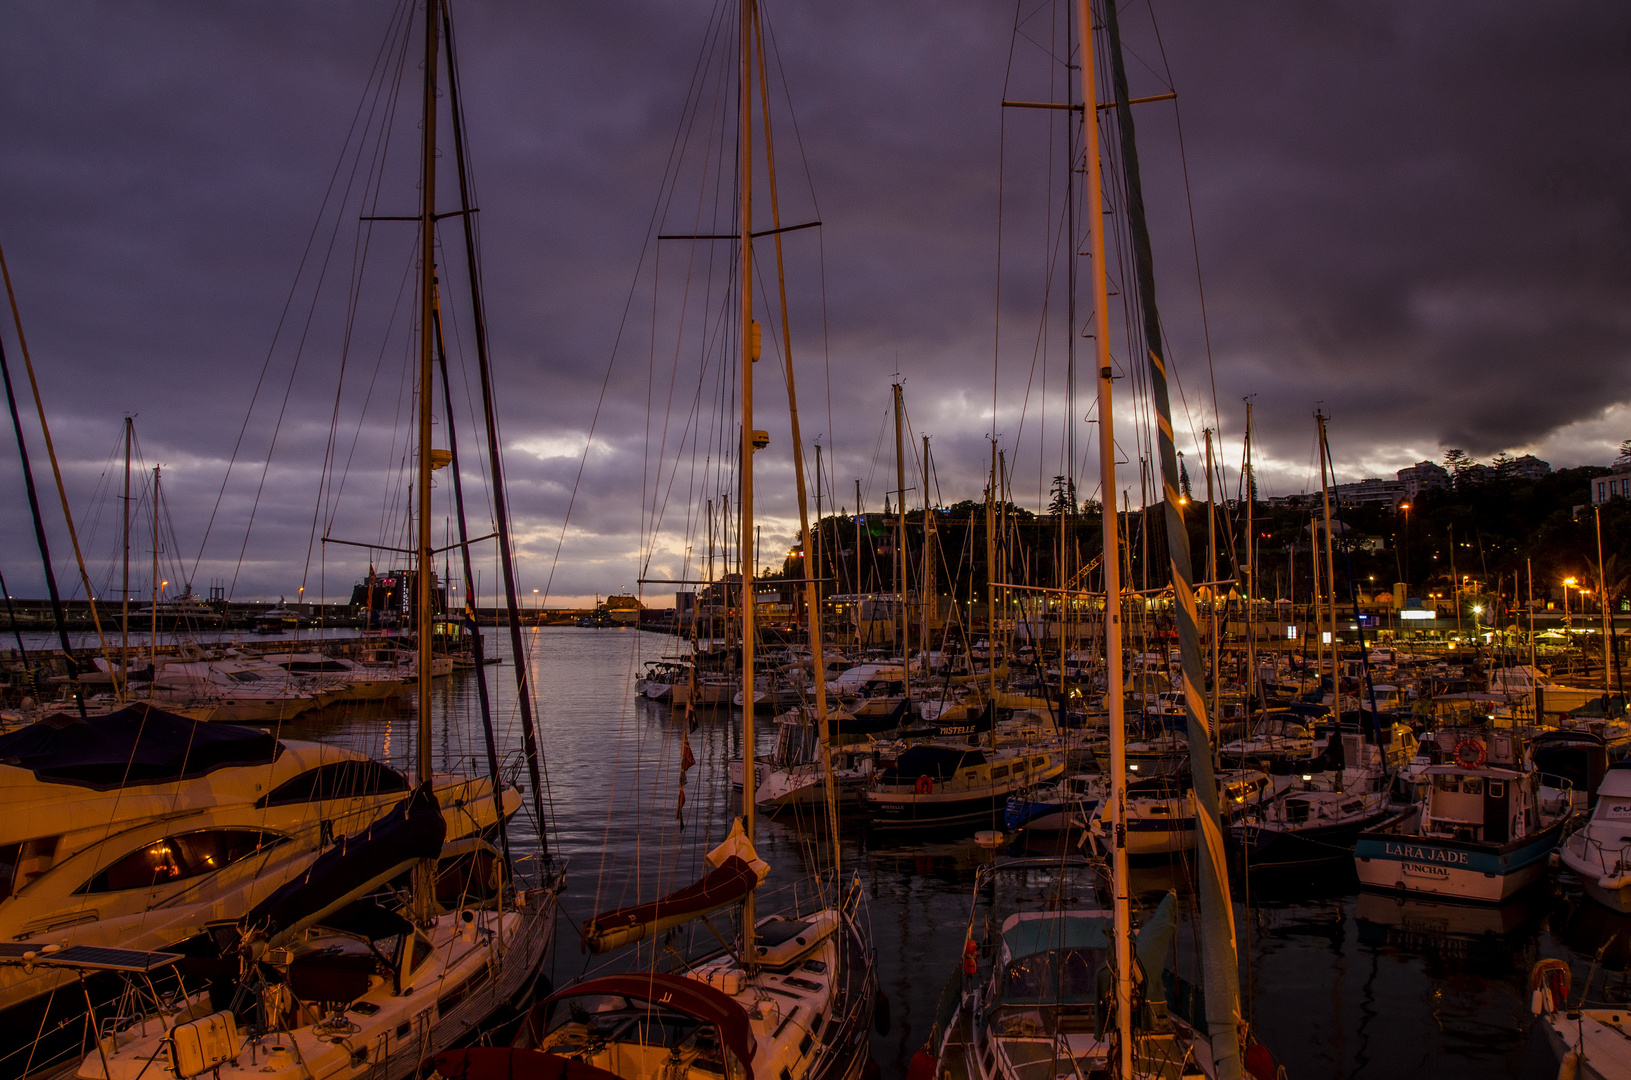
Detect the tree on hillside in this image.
<box><xmin>1443</xmin><ymin>448</ymin><xmax>1476</xmax><ymax>484</ymax></box>
<box><xmin>1048</xmin><ymin>475</ymin><xmax>1078</xmax><ymax>516</ymax></box>
<box><xmin>1617</xmin><ymin>439</ymin><xmax>1631</xmax><ymax>467</ymax></box>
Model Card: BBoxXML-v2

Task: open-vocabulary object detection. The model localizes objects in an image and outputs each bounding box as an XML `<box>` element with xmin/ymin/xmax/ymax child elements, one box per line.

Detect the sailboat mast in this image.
<box><xmin>1205</xmin><ymin>428</ymin><xmax>1218</xmax><ymax>727</ymax></box>
<box><xmin>1073</xmin><ymin>3</ymin><xmax>1132</xmax><ymax>1071</ymax></box>
<box><xmin>440</xmin><ymin>0</ymin><xmax>549</xmax><ymax>852</ymax></box>
<box><xmin>412</xmin><ymin>0</ymin><xmax>439</xmax><ymax>923</ymax></box>
<box><xmin>747</xmin><ymin>8</ymin><xmax>840</xmax><ymax>882</ymax></box>
<box><xmin>923</xmin><ymin>434</ymin><xmax>932</xmax><ymax>664</ymax></box>
<box><xmin>985</xmin><ymin>441</ymin><xmax>997</xmax><ymax>741</ymax></box>
<box><xmin>122</xmin><ymin>416</ymin><xmax>131</xmax><ymax>700</ymax></box>
<box><xmin>737</xmin><ymin>0</ymin><xmax>758</xmax><ymax>955</ymax></box>
<box><xmin>1245</xmin><ymin>404</ymin><xmax>1257</xmax><ymax>713</ymax></box>
<box><xmin>151</xmin><ymin>466</ymin><xmax>159</xmax><ymax>656</ymax></box>
<box><xmin>1317</xmin><ymin>412</ymin><xmax>1338</xmax><ymax>719</ymax></box>
<box><xmin>893</xmin><ymin>383</ymin><xmax>910</xmax><ymax>693</ymax></box>
<box><xmin>1100</xmin><ymin>0</ymin><xmax>1243</xmax><ymax>1070</ymax></box>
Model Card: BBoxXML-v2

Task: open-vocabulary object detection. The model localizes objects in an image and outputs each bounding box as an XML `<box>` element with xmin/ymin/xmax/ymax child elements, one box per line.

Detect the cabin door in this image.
<box><xmin>1484</xmin><ymin>780</ymin><xmax>1510</xmax><ymax>843</ymax></box>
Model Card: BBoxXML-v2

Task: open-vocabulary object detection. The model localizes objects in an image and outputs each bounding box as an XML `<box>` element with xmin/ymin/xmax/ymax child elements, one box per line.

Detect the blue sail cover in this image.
<box><xmin>240</xmin><ymin>782</ymin><xmax>445</xmax><ymax>947</ymax></box>
<box><xmin>0</xmin><ymin>703</ymin><xmax>281</xmax><ymax>789</ymax></box>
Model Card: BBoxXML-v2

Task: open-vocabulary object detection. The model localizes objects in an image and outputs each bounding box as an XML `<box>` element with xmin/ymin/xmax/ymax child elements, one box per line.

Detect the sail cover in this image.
<box><xmin>239</xmin><ymin>782</ymin><xmax>444</xmax><ymax>951</ymax></box>
<box><xmin>0</xmin><ymin>703</ymin><xmax>281</xmax><ymax>789</ymax></box>
<box><xmin>584</xmin><ymin>817</ymin><xmax>769</xmax><ymax>954</ymax></box>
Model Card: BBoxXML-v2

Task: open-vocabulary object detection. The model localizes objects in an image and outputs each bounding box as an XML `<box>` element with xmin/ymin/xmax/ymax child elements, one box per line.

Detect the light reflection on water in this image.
<box><xmin>197</xmin><ymin>628</ymin><xmax>1610</xmax><ymax>1076</ymax></box>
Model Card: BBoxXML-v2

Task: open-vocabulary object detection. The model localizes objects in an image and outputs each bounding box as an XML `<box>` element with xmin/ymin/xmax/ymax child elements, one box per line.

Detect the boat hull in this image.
<box><xmin>1353</xmin><ymin>818</ymin><xmax>1568</xmax><ymax>903</ymax></box>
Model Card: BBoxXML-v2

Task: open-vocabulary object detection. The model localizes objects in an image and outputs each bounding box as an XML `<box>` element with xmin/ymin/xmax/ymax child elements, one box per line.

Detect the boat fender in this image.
<box><xmin>1454</xmin><ymin>739</ymin><xmax>1486</xmax><ymax>770</ymax></box>
<box><xmin>963</xmin><ymin>937</ymin><xmax>978</xmax><ymax>976</ymax></box>
<box><xmin>873</xmin><ymin>990</ymin><xmax>892</xmax><ymax>1036</ymax></box>
<box><xmin>905</xmin><ymin>1049</ymin><xmax>937</xmax><ymax>1080</ymax></box>
<box><xmin>915</xmin><ymin>775</ymin><xmax>934</xmax><ymax>796</ymax></box>
<box><xmin>1558</xmin><ymin>1049</ymin><xmax>1580</xmax><ymax>1080</ymax></box>
<box><xmin>1530</xmin><ymin>959</ymin><xmax>1570</xmax><ymax>1016</ymax></box>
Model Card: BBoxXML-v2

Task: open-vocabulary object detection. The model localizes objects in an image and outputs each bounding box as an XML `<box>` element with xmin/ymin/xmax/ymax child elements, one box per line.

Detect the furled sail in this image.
<box><xmin>239</xmin><ymin>782</ymin><xmax>445</xmax><ymax>953</ymax></box>
<box><xmin>584</xmin><ymin>817</ymin><xmax>769</xmax><ymax>954</ymax></box>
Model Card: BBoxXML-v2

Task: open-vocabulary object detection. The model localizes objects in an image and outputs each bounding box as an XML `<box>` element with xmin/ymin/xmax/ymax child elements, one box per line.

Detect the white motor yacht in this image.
<box><xmin>0</xmin><ymin>704</ymin><xmax>519</xmax><ymax>1057</ymax></box>
<box><xmin>1560</xmin><ymin>762</ymin><xmax>1631</xmax><ymax>913</ymax></box>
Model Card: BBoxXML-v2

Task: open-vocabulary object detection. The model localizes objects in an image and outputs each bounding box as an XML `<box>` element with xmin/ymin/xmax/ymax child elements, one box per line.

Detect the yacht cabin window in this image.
<box><xmin>78</xmin><ymin>829</ymin><xmax>285</xmax><ymax>893</ymax></box>
<box><xmin>257</xmin><ymin>760</ymin><xmax>410</xmax><ymax>807</ymax></box>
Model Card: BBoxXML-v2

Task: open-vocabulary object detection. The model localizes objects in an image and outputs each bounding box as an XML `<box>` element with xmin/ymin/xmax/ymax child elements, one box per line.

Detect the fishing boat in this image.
<box><xmin>69</xmin><ymin>5</ymin><xmax>563</xmax><ymax>1079</ymax></box>
<box><xmin>1354</xmin><ymin>730</ymin><xmax>1575</xmax><ymax>902</ymax></box>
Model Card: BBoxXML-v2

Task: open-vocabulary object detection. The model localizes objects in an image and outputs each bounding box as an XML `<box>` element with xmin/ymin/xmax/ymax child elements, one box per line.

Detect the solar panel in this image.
<box><xmin>0</xmin><ymin>942</ymin><xmax>183</xmax><ymax>972</ymax></box>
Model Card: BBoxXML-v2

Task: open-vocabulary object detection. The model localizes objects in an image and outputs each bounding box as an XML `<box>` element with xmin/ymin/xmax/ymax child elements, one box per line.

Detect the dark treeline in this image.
<box><xmin>772</xmin><ymin>465</ymin><xmax>1630</xmax><ymax>626</ymax></box>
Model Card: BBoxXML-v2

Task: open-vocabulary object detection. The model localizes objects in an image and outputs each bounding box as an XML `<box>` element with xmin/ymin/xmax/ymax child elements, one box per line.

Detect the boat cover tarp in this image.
<box><xmin>433</xmin><ymin>1049</ymin><xmax>624</xmax><ymax>1080</ymax></box>
<box><xmin>240</xmin><ymin>782</ymin><xmax>444</xmax><ymax>950</ymax></box>
<box><xmin>0</xmin><ymin>702</ymin><xmax>281</xmax><ymax>789</ymax></box>
<box><xmin>1133</xmin><ymin>891</ymin><xmax>1178</xmax><ymax>1005</ymax></box>
<box><xmin>584</xmin><ymin>818</ymin><xmax>768</xmax><ymax>954</ymax></box>
<box><xmin>1001</xmin><ymin>915</ymin><xmax>1111</xmax><ymax>962</ymax></box>
<box><xmin>881</xmin><ymin>744</ymin><xmax>985</xmax><ymax>782</ymax></box>
<box><xmin>317</xmin><ymin>899</ymin><xmax>414</xmax><ymax>942</ymax></box>
<box><xmin>546</xmin><ymin>973</ymin><xmax>757</xmax><ymax>1074</ymax></box>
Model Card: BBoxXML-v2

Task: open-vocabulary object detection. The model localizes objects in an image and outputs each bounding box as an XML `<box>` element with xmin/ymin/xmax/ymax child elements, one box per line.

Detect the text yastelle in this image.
<box><xmin>1383</xmin><ymin>842</ymin><xmax>1469</xmax><ymax>866</ymax></box>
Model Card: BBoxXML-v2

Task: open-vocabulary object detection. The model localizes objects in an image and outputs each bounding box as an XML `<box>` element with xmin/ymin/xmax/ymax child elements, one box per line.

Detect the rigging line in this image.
<box><xmin>1145</xmin><ymin>7</ymin><xmax>1222</xmax><ymax>443</ymax></box>
<box><xmin>542</xmin><ymin>0</ymin><xmax>734</xmax><ymax>607</ymax></box>
<box><xmin>227</xmin><ymin>20</ymin><xmax>418</xmax><ymax>602</ymax></box>
<box><xmin>193</xmin><ymin>0</ymin><xmax>413</xmax><ymax>586</ymax></box>
<box><xmin>993</xmin><ymin>0</ymin><xmax>1028</xmax><ymax>447</ymax></box>
<box><xmin>321</xmin><ymin>39</ymin><xmax>417</xmax><ymax>550</ymax></box>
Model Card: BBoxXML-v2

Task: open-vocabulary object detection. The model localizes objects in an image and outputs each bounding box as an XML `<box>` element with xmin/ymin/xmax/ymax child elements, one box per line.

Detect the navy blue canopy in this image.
<box><xmin>0</xmin><ymin>703</ymin><xmax>281</xmax><ymax>789</ymax></box>
<box><xmin>240</xmin><ymin>782</ymin><xmax>445</xmax><ymax>948</ymax></box>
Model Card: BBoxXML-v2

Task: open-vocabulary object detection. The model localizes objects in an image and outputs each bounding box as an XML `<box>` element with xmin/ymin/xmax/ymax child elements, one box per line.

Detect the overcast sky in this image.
<box><xmin>0</xmin><ymin>0</ymin><xmax>1626</xmax><ymax>607</ymax></box>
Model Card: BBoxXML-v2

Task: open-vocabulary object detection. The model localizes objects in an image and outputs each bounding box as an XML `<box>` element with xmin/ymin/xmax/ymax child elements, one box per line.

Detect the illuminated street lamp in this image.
<box><xmin>1564</xmin><ymin>576</ymin><xmax>1578</xmax><ymax>631</ymax></box>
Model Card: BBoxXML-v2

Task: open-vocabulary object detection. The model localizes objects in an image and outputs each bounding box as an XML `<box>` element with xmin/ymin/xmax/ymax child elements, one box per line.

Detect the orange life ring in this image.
<box><xmin>915</xmin><ymin>775</ymin><xmax>935</xmax><ymax>796</ymax></box>
<box><xmin>1454</xmin><ymin>738</ymin><xmax>1487</xmax><ymax>770</ymax></box>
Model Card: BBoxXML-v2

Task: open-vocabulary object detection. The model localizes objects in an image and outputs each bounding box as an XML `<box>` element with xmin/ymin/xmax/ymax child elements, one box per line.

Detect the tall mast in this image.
<box><xmin>1317</xmin><ymin>412</ymin><xmax>1338</xmax><ymax>720</ymax></box>
<box><xmin>1074</xmin><ymin>4</ymin><xmax>1132</xmax><ymax>1070</ymax></box>
<box><xmin>923</xmin><ymin>434</ymin><xmax>932</xmax><ymax>665</ymax></box>
<box><xmin>121</xmin><ymin>417</ymin><xmax>131</xmax><ymax>701</ymax></box>
<box><xmin>1205</xmin><ymin>428</ymin><xmax>1218</xmax><ymax>726</ymax></box>
<box><xmin>747</xmin><ymin>5</ymin><xmax>838</xmax><ymax>888</ymax></box>
<box><xmin>737</xmin><ymin>0</ymin><xmax>758</xmax><ymax>956</ymax></box>
<box><xmin>151</xmin><ymin>466</ymin><xmax>160</xmax><ymax>659</ymax></box>
<box><xmin>893</xmin><ymin>382</ymin><xmax>910</xmax><ymax>693</ymax></box>
<box><xmin>1244</xmin><ymin>405</ymin><xmax>1257</xmax><ymax>714</ymax></box>
<box><xmin>985</xmin><ymin>441</ymin><xmax>997</xmax><ymax>735</ymax></box>
<box><xmin>440</xmin><ymin>0</ymin><xmax>549</xmax><ymax>850</ymax></box>
<box><xmin>1101</xmin><ymin>0</ymin><xmax>1243</xmax><ymax>1071</ymax></box>
<box><xmin>412</xmin><ymin>0</ymin><xmax>439</xmax><ymax>924</ymax></box>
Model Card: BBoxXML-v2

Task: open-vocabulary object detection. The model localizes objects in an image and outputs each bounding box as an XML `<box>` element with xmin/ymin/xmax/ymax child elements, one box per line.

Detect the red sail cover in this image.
<box><xmin>584</xmin><ymin>855</ymin><xmax>760</xmax><ymax>954</ymax></box>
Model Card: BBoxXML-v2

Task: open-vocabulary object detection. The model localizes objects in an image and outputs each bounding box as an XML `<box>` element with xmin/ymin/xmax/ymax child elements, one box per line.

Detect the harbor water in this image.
<box><xmin>41</xmin><ymin>625</ymin><xmax>1613</xmax><ymax>1077</ymax></box>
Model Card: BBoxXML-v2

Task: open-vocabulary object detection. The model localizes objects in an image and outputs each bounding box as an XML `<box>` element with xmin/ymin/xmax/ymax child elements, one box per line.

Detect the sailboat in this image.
<box><xmin>434</xmin><ymin>5</ymin><xmax>877</xmax><ymax>1080</ymax></box>
<box><xmin>67</xmin><ymin>5</ymin><xmax>562</xmax><ymax>1080</ymax></box>
<box><xmin>921</xmin><ymin>1</ymin><xmax>1278</xmax><ymax>1076</ymax></box>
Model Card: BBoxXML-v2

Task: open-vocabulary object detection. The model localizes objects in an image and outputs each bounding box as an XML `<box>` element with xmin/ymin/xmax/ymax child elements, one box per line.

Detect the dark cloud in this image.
<box><xmin>0</xmin><ymin>0</ymin><xmax>1626</xmax><ymax>603</ymax></box>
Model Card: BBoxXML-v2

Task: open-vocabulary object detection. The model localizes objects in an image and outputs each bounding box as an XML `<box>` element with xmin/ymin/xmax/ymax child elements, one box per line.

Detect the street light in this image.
<box><xmin>1399</xmin><ymin>501</ymin><xmax>1411</xmax><ymax>584</ymax></box>
<box><xmin>1564</xmin><ymin>576</ymin><xmax>1577</xmax><ymax>631</ymax></box>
